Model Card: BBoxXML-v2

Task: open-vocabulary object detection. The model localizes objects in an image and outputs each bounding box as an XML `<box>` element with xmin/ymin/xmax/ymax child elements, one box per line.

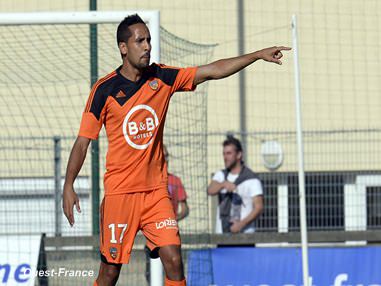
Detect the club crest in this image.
<box><xmin>109</xmin><ymin>247</ymin><xmax>118</xmax><ymax>259</ymax></box>
<box><xmin>149</xmin><ymin>80</ymin><xmax>159</xmax><ymax>90</ymax></box>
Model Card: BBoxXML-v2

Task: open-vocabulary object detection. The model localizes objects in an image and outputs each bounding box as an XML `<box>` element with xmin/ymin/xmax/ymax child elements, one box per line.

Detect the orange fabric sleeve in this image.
<box><xmin>77</xmin><ymin>73</ymin><xmax>113</xmax><ymax>139</ymax></box>
<box><xmin>78</xmin><ymin>112</ymin><xmax>103</xmax><ymax>140</ymax></box>
<box><xmin>171</xmin><ymin>66</ymin><xmax>198</xmax><ymax>92</ymax></box>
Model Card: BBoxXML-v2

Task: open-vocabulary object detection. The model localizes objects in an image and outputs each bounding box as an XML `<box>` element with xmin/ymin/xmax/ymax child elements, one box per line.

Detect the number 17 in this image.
<box><xmin>108</xmin><ymin>223</ymin><xmax>128</xmax><ymax>244</ymax></box>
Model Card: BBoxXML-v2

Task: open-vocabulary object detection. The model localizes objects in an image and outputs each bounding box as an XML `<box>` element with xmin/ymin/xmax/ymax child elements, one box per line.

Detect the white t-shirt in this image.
<box><xmin>212</xmin><ymin>170</ymin><xmax>263</xmax><ymax>233</ymax></box>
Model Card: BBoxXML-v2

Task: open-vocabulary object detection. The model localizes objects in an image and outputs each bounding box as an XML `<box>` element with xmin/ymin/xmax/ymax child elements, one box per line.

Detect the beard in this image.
<box><xmin>137</xmin><ymin>58</ymin><xmax>150</xmax><ymax>68</ymax></box>
<box><xmin>126</xmin><ymin>54</ymin><xmax>150</xmax><ymax>70</ymax></box>
<box><xmin>225</xmin><ymin>160</ymin><xmax>240</xmax><ymax>170</ymax></box>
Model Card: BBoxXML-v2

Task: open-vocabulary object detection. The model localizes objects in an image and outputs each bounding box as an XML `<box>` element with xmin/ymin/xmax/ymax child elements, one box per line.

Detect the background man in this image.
<box><xmin>207</xmin><ymin>136</ymin><xmax>264</xmax><ymax>233</ymax></box>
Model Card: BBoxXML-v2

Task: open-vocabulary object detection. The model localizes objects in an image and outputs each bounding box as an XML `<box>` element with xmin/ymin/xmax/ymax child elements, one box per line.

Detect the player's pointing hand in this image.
<box><xmin>257</xmin><ymin>46</ymin><xmax>292</xmax><ymax>65</ymax></box>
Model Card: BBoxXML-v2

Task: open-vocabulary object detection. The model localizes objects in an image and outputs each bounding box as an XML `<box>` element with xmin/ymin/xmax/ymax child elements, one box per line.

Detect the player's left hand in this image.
<box><xmin>257</xmin><ymin>46</ymin><xmax>292</xmax><ymax>65</ymax></box>
<box><xmin>230</xmin><ymin>220</ymin><xmax>244</xmax><ymax>233</ymax></box>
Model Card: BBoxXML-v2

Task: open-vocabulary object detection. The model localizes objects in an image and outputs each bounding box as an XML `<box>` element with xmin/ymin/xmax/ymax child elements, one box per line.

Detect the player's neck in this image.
<box><xmin>120</xmin><ymin>63</ymin><xmax>143</xmax><ymax>82</ymax></box>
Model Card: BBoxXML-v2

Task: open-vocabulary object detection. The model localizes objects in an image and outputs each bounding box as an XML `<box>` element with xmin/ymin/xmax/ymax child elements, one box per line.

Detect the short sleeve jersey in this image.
<box><xmin>78</xmin><ymin>63</ymin><xmax>197</xmax><ymax>195</ymax></box>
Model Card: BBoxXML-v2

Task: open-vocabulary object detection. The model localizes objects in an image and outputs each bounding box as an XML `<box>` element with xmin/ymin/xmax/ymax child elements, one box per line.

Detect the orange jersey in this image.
<box><xmin>79</xmin><ymin>63</ymin><xmax>197</xmax><ymax>195</ymax></box>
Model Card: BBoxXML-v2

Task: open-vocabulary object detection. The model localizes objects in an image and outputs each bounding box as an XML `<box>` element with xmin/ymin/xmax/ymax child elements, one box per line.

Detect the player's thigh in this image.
<box><xmin>141</xmin><ymin>188</ymin><xmax>180</xmax><ymax>251</ymax></box>
<box><xmin>100</xmin><ymin>193</ymin><xmax>141</xmax><ymax>264</ymax></box>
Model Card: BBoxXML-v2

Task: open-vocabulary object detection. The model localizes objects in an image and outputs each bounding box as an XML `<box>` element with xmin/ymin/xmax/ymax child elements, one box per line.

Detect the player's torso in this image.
<box><xmin>100</xmin><ymin>66</ymin><xmax>174</xmax><ymax>192</ymax></box>
<box><xmin>104</xmin><ymin>75</ymin><xmax>170</xmax><ymax>158</ymax></box>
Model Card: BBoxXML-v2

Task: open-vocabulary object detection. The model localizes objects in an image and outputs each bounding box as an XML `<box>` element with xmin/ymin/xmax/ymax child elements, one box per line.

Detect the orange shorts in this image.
<box><xmin>99</xmin><ymin>187</ymin><xmax>180</xmax><ymax>264</ymax></box>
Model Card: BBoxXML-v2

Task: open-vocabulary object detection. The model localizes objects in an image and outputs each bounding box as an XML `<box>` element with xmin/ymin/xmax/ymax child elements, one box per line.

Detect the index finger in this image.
<box><xmin>276</xmin><ymin>46</ymin><xmax>292</xmax><ymax>51</ymax></box>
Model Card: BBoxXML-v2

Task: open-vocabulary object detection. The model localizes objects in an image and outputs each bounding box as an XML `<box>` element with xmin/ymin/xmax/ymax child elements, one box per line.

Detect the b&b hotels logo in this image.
<box><xmin>123</xmin><ymin>104</ymin><xmax>159</xmax><ymax>150</ymax></box>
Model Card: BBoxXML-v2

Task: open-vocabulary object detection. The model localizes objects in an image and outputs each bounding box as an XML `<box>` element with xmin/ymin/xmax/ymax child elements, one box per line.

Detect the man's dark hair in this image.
<box><xmin>117</xmin><ymin>14</ymin><xmax>145</xmax><ymax>44</ymax></box>
<box><xmin>223</xmin><ymin>135</ymin><xmax>243</xmax><ymax>153</ymax></box>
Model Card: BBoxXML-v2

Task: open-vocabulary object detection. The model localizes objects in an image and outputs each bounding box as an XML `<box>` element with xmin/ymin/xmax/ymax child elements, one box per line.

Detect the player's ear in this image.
<box><xmin>237</xmin><ymin>151</ymin><xmax>243</xmax><ymax>161</ymax></box>
<box><xmin>118</xmin><ymin>41</ymin><xmax>128</xmax><ymax>57</ymax></box>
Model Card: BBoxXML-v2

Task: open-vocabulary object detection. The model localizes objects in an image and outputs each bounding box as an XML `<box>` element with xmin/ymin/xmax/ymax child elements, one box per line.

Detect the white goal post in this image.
<box><xmin>0</xmin><ymin>10</ymin><xmax>160</xmax><ymax>62</ymax></box>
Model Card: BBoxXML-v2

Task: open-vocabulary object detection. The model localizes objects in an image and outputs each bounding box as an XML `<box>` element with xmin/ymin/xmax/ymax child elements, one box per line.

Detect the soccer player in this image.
<box><xmin>62</xmin><ymin>14</ymin><xmax>290</xmax><ymax>286</ymax></box>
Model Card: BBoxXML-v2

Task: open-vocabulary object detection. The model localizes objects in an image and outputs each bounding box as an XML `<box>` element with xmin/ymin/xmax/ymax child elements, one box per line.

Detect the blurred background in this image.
<box><xmin>0</xmin><ymin>0</ymin><xmax>380</xmax><ymax>285</ymax></box>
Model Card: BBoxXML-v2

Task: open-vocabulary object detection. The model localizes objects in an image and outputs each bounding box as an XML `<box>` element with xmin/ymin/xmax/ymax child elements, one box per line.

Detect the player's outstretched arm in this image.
<box><xmin>63</xmin><ymin>136</ymin><xmax>91</xmax><ymax>226</ymax></box>
<box><xmin>193</xmin><ymin>46</ymin><xmax>291</xmax><ymax>85</ymax></box>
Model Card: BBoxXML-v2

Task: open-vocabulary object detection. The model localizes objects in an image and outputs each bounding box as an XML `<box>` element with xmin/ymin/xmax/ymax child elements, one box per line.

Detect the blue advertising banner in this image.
<box><xmin>187</xmin><ymin>247</ymin><xmax>381</xmax><ymax>286</ymax></box>
<box><xmin>0</xmin><ymin>235</ymin><xmax>41</xmax><ymax>286</ymax></box>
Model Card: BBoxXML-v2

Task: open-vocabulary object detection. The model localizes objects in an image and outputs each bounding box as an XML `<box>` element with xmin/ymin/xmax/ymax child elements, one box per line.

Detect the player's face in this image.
<box><xmin>122</xmin><ymin>23</ymin><xmax>151</xmax><ymax>69</ymax></box>
<box><xmin>223</xmin><ymin>145</ymin><xmax>242</xmax><ymax>169</ymax></box>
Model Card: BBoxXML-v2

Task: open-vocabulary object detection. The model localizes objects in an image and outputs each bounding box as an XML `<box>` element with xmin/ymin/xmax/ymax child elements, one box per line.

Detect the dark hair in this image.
<box><xmin>116</xmin><ymin>14</ymin><xmax>145</xmax><ymax>44</ymax></box>
<box><xmin>223</xmin><ymin>135</ymin><xmax>243</xmax><ymax>153</ymax></box>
